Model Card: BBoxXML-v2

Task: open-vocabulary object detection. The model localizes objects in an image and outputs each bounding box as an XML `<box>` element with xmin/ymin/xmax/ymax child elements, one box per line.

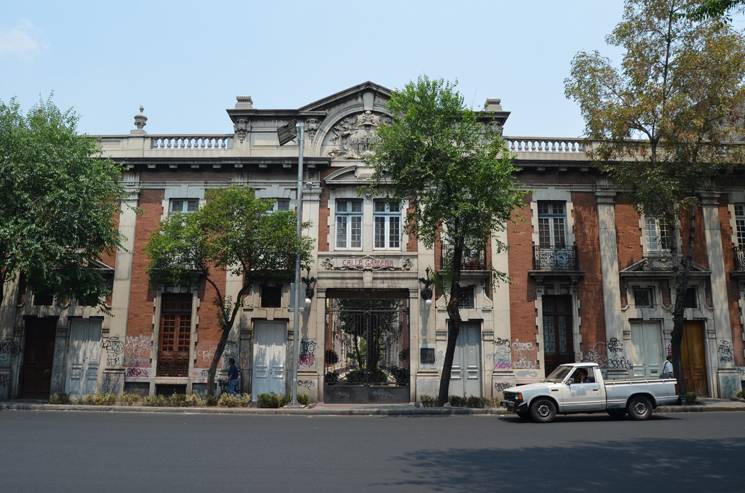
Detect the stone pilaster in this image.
<box><xmin>596</xmin><ymin>190</ymin><xmax>628</xmax><ymax>379</ymax></box>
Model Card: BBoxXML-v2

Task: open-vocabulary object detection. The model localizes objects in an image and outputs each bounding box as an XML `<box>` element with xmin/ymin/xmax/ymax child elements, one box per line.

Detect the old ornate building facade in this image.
<box><xmin>1</xmin><ymin>81</ymin><xmax>744</xmax><ymax>402</ymax></box>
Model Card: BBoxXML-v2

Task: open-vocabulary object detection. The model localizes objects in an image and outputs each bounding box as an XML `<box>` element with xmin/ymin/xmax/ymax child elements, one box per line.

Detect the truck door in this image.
<box><xmin>559</xmin><ymin>366</ymin><xmax>603</xmax><ymax>412</ymax></box>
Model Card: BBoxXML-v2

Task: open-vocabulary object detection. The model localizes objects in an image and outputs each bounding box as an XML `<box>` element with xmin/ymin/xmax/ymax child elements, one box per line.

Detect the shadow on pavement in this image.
<box><xmin>375</xmin><ymin>437</ymin><xmax>744</xmax><ymax>492</ymax></box>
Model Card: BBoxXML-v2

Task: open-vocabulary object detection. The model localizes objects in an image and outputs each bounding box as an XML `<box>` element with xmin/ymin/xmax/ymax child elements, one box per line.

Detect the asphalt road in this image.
<box><xmin>1</xmin><ymin>411</ymin><xmax>743</xmax><ymax>492</ymax></box>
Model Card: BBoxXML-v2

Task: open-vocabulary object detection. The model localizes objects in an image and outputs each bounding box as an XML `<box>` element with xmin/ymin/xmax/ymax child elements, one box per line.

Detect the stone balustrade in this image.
<box><xmin>505</xmin><ymin>137</ymin><xmax>586</xmax><ymax>154</ymax></box>
<box><xmin>149</xmin><ymin>135</ymin><xmax>233</xmax><ymax>150</ymax></box>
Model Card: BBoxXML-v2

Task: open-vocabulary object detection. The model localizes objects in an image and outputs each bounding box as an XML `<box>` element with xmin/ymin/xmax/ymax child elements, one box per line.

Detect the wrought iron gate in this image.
<box><xmin>324</xmin><ymin>298</ymin><xmax>410</xmax><ymax>403</ymax></box>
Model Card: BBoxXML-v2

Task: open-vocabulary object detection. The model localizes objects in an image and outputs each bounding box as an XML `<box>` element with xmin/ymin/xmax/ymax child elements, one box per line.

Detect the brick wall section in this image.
<box><xmin>508</xmin><ymin>193</ymin><xmax>537</xmax><ymax>358</ymax></box>
<box><xmin>615</xmin><ymin>199</ymin><xmax>644</xmax><ymax>269</ymax></box>
<box><xmin>680</xmin><ymin>206</ymin><xmax>708</xmax><ymax>268</ymax></box>
<box><xmin>406</xmin><ymin>199</ymin><xmax>417</xmax><ymax>253</ymax></box>
<box><xmin>318</xmin><ymin>172</ymin><xmax>332</xmax><ymax>252</ymax></box>
<box><xmin>125</xmin><ymin>189</ymin><xmax>165</xmax><ymax>360</ymax></box>
<box><xmin>719</xmin><ymin>196</ymin><xmax>744</xmax><ymax>366</ymax></box>
<box><xmin>571</xmin><ymin>192</ymin><xmax>607</xmax><ymax>356</ymax></box>
<box><xmin>194</xmin><ymin>270</ymin><xmax>226</xmax><ymax>369</ymax></box>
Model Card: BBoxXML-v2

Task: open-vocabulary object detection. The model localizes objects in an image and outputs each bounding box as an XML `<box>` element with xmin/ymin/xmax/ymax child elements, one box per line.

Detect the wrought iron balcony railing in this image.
<box><xmin>440</xmin><ymin>244</ymin><xmax>488</xmax><ymax>271</ymax></box>
<box><xmin>734</xmin><ymin>246</ymin><xmax>745</xmax><ymax>271</ymax></box>
<box><xmin>533</xmin><ymin>246</ymin><xmax>579</xmax><ymax>271</ymax></box>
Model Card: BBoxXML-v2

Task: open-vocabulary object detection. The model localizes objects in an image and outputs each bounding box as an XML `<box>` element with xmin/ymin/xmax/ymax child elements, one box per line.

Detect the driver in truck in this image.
<box><xmin>577</xmin><ymin>368</ymin><xmax>590</xmax><ymax>383</ymax></box>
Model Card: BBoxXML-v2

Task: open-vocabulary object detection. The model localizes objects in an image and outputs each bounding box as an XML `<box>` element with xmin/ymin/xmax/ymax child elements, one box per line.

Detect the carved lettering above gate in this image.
<box><xmin>320</xmin><ymin>255</ymin><xmax>413</xmax><ymax>271</ymax></box>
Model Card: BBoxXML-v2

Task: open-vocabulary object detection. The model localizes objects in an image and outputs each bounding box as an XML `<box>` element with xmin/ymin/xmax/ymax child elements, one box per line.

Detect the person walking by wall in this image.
<box><xmin>661</xmin><ymin>355</ymin><xmax>674</xmax><ymax>379</ymax></box>
<box><xmin>227</xmin><ymin>357</ymin><xmax>239</xmax><ymax>395</ymax></box>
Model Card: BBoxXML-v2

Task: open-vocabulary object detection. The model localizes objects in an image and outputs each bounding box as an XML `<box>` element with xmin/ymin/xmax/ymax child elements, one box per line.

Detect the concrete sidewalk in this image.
<box><xmin>2</xmin><ymin>397</ymin><xmax>745</xmax><ymax>415</ymax></box>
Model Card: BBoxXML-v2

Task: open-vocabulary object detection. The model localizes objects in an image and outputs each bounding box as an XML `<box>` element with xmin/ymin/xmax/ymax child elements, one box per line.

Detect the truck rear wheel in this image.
<box><xmin>607</xmin><ymin>409</ymin><xmax>627</xmax><ymax>419</ymax></box>
<box><xmin>530</xmin><ymin>399</ymin><xmax>556</xmax><ymax>423</ymax></box>
<box><xmin>627</xmin><ymin>396</ymin><xmax>652</xmax><ymax>420</ymax></box>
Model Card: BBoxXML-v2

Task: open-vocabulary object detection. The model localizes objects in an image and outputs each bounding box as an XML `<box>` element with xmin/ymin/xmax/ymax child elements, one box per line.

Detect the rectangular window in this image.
<box><xmin>537</xmin><ymin>202</ymin><xmax>566</xmax><ymax>248</ymax></box>
<box><xmin>261</xmin><ymin>285</ymin><xmax>282</xmax><ymax>308</ymax></box>
<box><xmin>373</xmin><ymin>200</ymin><xmax>401</xmax><ymax>250</ymax></box>
<box><xmin>682</xmin><ymin>287</ymin><xmax>698</xmax><ymax>309</ymax></box>
<box><xmin>634</xmin><ymin>289</ymin><xmax>653</xmax><ymax>308</ymax></box>
<box><xmin>736</xmin><ymin>205</ymin><xmax>745</xmax><ymax>246</ymax></box>
<box><xmin>336</xmin><ymin>200</ymin><xmax>363</xmax><ymax>249</ymax></box>
<box><xmin>645</xmin><ymin>217</ymin><xmax>670</xmax><ymax>252</ymax></box>
<box><xmin>170</xmin><ymin>199</ymin><xmax>199</xmax><ymax>214</ymax></box>
<box><xmin>276</xmin><ymin>199</ymin><xmax>290</xmax><ymax>211</ymax></box>
<box><xmin>420</xmin><ymin>347</ymin><xmax>436</xmax><ymax>365</ymax></box>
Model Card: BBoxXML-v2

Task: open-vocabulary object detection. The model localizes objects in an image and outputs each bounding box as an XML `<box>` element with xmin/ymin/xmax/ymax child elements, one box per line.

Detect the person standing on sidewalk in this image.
<box><xmin>227</xmin><ymin>358</ymin><xmax>240</xmax><ymax>395</ymax></box>
<box><xmin>661</xmin><ymin>355</ymin><xmax>674</xmax><ymax>379</ymax></box>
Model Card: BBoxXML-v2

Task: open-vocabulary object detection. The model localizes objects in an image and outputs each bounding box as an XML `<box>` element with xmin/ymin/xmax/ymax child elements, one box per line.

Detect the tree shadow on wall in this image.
<box><xmin>373</xmin><ymin>437</ymin><xmax>745</xmax><ymax>492</ymax></box>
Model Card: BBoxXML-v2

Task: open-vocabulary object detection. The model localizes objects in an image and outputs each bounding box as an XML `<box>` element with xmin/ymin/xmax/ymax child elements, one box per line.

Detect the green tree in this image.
<box><xmin>366</xmin><ymin>76</ymin><xmax>527</xmax><ymax>406</ymax></box>
<box><xmin>565</xmin><ymin>0</ymin><xmax>745</xmax><ymax>393</ymax></box>
<box><xmin>144</xmin><ymin>185</ymin><xmax>313</xmax><ymax>397</ymax></box>
<box><xmin>685</xmin><ymin>0</ymin><xmax>745</xmax><ymax>21</ymax></box>
<box><xmin>0</xmin><ymin>95</ymin><xmax>131</xmax><ymax>311</ymax></box>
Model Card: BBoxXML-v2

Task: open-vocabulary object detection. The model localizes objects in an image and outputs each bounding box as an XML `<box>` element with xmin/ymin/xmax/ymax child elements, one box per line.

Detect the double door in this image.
<box><xmin>21</xmin><ymin>318</ymin><xmax>57</xmax><ymax>399</ymax></box>
<box><xmin>630</xmin><ymin>321</ymin><xmax>662</xmax><ymax>378</ymax></box>
<box><xmin>682</xmin><ymin>321</ymin><xmax>709</xmax><ymax>395</ymax></box>
<box><xmin>252</xmin><ymin>321</ymin><xmax>286</xmax><ymax>397</ymax></box>
<box><xmin>448</xmin><ymin>323</ymin><xmax>481</xmax><ymax>397</ymax></box>
<box><xmin>66</xmin><ymin>319</ymin><xmax>102</xmax><ymax>398</ymax></box>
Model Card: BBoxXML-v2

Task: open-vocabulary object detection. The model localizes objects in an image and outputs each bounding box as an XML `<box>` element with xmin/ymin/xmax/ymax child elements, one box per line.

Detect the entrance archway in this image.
<box><xmin>324</xmin><ymin>290</ymin><xmax>410</xmax><ymax>403</ymax></box>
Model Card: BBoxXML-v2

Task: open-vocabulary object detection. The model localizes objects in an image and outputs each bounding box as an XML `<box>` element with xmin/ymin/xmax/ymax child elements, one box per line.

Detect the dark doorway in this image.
<box><xmin>682</xmin><ymin>321</ymin><xmax>709</xmax><ymax>395</ymax></box>
<box><xmin>21</xmin><ymin>318</ymin><xmax>57</xmax><ymax>399</ymax></box>
<box><xmin>543</xmin><ymin>296</ymin><xmax>574</xmax><ymax>376</ymax></box>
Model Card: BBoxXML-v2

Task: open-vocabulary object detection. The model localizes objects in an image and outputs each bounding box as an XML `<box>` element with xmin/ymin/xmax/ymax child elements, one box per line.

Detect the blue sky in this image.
<box><xmin>2</xmin><ymin>1</ymin><xmax>634</xmax><ymax>138</ymax></box>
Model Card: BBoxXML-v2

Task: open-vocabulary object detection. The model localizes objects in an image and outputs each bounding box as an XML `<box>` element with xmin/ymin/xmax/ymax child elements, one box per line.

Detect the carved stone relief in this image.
<box><xmin>325</xmin><ymin>111</ymin><xmax>390</xmax><ymax>160</ymax></box>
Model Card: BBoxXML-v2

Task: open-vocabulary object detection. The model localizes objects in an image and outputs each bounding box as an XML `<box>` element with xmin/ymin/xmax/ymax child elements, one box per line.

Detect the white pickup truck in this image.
<box><xmin>500</xmin><ymin>362</ymin><xmax>679</xmax><ymax>423</ymax></box>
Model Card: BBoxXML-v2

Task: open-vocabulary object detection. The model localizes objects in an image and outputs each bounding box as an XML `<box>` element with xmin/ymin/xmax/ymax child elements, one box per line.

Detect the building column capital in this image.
<box><xmin>699</xmin><ymin>189</ymin><xmax>721</xmax><ymax>207</ymax></box>
<box><xmin>595</xmin><ymin>189</ymin><xmax>617</xmax><ymax>205</ymax></box>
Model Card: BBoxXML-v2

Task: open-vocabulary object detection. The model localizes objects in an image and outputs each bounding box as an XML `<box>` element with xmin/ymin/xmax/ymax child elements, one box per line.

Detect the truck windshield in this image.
<box><xmin>545</xmin><ymin>366</ymin><xmax>573</xmax><ymax>383</ymax></box>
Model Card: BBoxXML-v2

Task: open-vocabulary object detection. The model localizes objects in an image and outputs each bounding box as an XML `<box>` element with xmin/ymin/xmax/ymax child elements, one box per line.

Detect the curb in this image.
<box><xmin>3</xmin><ymin>402</ymin><xmax>744</xmax><ymax>416</ymax></box>
<box><xmin>0</xmin><ymin>403</ymin><xmax>506</xmax><ymax>416</ymax></box>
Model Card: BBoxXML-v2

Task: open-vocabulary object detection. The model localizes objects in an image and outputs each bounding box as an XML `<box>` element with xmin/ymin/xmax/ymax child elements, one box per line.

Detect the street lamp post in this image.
<box><xmin>277</xmin><ymin>120</ymin><xmax>305</xmax><ymax>407</ymax></box>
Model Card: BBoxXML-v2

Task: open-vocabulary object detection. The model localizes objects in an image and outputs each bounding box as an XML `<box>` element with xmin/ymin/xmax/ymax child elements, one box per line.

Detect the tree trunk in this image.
<box><xmin>669</xmin><ymin>206</ymin><xmax>697</xmax><ymax>397</ymax></box>
<box><xmin>437</xmin><ymin>245</ymin><xmax>463</xmax><ymax>407</ymax></box>
<box><xmin>207</xmin><ymin>320</ymin><xmax>233</xmax><ymax>397</ymax></box>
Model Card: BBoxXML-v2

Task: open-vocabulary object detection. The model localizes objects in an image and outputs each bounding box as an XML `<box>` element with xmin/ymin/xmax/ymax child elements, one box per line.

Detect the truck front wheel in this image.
<box><xmin>627</xmin><ymin>396</ymin><xmax>652</xmax><ymax>420</ymax></box>
<box><xmin>530</xmin><ymin>399</ymin><xmax>556</xmax><ymax>423</ymax></box>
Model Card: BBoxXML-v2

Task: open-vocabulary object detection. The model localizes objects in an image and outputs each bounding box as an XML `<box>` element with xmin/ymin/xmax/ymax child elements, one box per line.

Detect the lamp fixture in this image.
<box><xmin>301</xmin><ymin>267</ymin><xmax>316</xmax><ymax>307</ymax></box>
<box><xmin>419</xmin><ymin>267</ymin><xmax>434</xmax><ymax>307</ymax></box>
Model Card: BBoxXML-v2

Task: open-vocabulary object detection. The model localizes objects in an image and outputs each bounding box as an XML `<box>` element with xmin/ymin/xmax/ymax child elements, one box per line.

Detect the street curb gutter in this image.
<box><xmin>0</xmin><ymin>403</ymin><xmax>506</xmax><ymax>416</ymax></box>
<box><xmin>2</xmin><ymin>402</ymin><xmax>743</xmax><ymax>416</ymax></box>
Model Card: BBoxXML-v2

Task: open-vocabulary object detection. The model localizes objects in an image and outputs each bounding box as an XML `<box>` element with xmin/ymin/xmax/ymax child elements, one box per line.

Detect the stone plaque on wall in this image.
<box><xmin>320</xmin><ymin>255</ymin><xmax>414</xmax><ymax>271</ymax></box>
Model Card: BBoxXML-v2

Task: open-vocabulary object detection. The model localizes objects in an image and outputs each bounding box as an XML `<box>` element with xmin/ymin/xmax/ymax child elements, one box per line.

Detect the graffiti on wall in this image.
<box><xmin>493</xmin><ymin>338</ymin><xmax>511</xmax><ymax>370</ymax></box>
<box><xmin>102</xmin><ymin>337</ymin><xmax>125</xmax><ymax>367</ymax></box>
<box><xmin>222</xmin><ymin>340</ymin><xmax>238</xmax><ymax>366</ymax></box>
<box><xmin>299</xmin><ymin>340</ymin><xmax>317</xmax><ymax>368</ymax></box>
<box><xmin>126</xmin><ymin>368</ymin><xmax>150</xmax><ymax>378</ymax></box>
<box><xmin>197</xmin><ymin>346</ymin><xmax>216</xmax><ymax>363</ymax></box>
<box><xmin>721</xmin><ymin>376</ymin><xmax>738</xmax><ymax>398</ymax></box>
<box><xmin>188</xmin><ymin>368</ymin><xmax>209</xmax><ymax>378</ymax></box>
<box><xmin>718</xmin><ymin>341</ymin><xmax>734</xmax><ymax>366</ymax></box>
<box><xmin>51</xmin><ymin>343</ymin><xmax>65</xmax><ymax>388</ymax></box>
<box><xmin>101</xmin><ymin>373</ymin><xmax>121</xmax><ymax>394</ymax></box>
<box><xmin>0</xmin><ymin>338</ymin><xmax>21</xmax><ymax>355</ymax></box>
<box><xmin>0</xmin><ymin>375</ymin><xmax>9</xmax><ymax>388</ymax></box>
<box><xmin>578</xmin><ymin>342</ymin><xmax>607</xmax><ymax>368</ymax></box>
<box><xmin>607</xmin><ymin>337</ymin><xmax>627</xmax><ymax>369</ymax></box>
<box><xmin>125</xmin><ymin>335</ymin><xmax>150</xmax><ymax>367</ymax></box>
<box><xmin>511</xmin><ymin>339</ymin><xmax>537</xmax><ymax>370</ymax></box>
<box><xmin>298</xmin><ymin>379</ymin><xmax>315</xmax><ymax>391</ymax></box>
